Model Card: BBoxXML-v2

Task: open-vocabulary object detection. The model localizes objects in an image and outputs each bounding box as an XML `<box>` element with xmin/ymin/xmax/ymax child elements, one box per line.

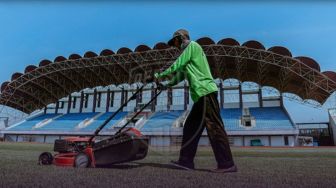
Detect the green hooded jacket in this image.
<box><xmin>154</xmin><ymin>41</ymin><xmax>218</xmax><ymax>102</ymax></box>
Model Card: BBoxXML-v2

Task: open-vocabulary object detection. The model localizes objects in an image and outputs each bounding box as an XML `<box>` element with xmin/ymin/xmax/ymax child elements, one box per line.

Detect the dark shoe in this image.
<box><xmin>211</xmin><ymin>165</ymin><xmax>238</xmax><ymax>173</ymax></box>
<box><xmin>170</xmin><ymin>160</ymin><xmax>194</xmax><ymax>170</ymax></box>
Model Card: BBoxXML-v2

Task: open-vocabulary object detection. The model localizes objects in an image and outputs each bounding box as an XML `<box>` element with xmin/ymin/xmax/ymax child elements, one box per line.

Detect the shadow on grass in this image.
<box><xmin>100</xmin><ymin>162</ymin><xmax>211</xmax><ymax>172</ymax></box>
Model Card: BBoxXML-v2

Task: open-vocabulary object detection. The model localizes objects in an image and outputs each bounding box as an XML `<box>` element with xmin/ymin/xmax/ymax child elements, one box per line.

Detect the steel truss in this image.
<box><xmin>1</xmin><ymin>44</ymin><xmax>335</xmax><ymax>113</ymax></box>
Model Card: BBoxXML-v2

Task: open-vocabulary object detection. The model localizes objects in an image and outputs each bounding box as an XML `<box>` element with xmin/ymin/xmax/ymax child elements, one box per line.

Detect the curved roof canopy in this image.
<box><xmin>1</xmin><ymin>37</ymin><xmax>336</xmax><ymax>113</ymax></box>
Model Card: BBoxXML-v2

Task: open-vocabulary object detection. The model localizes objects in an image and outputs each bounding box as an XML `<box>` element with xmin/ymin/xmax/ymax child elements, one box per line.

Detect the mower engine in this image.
<box><xmin>54</xmin><ymin>138</ymin><xmax>90</xmax><ymax>153</ymax></box>
<box><xmin>38</xmin><ymin>137</ymin><xmax>94</xmax><ymax>167</ymax></box>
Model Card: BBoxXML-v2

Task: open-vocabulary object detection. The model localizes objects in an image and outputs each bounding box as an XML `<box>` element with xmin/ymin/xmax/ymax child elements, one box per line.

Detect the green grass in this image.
<box><xmin>0</xmin><ymin>142</ymin><xmax>336</xmax><ymax>188</ymax></box>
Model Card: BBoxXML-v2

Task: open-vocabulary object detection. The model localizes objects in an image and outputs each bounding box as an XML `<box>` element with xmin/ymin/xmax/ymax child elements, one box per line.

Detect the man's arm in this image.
<box><xmin>155</xmin><ymin>42</ymin><xmax>194</xmax><ymax>79</ymax></box>
<box><xmin>167</xmin><ymin>71</ymin><xmax>185</xmax><ymax>87</ymax></box>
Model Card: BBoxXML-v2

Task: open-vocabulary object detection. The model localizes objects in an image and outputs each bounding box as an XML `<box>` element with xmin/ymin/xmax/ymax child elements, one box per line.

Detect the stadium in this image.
<box><xmin>1</xmin><ymin>37</ymin><xmax>336</xmax><ymax>147</ymax></box>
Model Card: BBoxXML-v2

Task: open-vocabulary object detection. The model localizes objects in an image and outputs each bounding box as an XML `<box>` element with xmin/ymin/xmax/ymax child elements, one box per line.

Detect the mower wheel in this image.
<box><xmin>38</xmin><ymin>152</ymin><xmax>53</xmax><ymax>165</ymax></box>
<box><xmin>74</xmin><ymin>152</ymin><xmax>90</xmax><ymax>168</ymax></box>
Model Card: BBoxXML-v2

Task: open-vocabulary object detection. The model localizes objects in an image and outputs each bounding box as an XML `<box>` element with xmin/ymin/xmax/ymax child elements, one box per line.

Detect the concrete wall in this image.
<box><xmin>5</xmin><ymin>134</ymin><xmax>17</xmax><ymax>142</ymax></box>
<box><xmin>58</xmin><ymin>101</ymin><xmax>67</xmax><ymax>114</ymax></box>
<box><xmin>156</xmin><ymin>90</ymin><xmax>167</xmax><ymax>107</ymax></box>
<box><xmin>4</xmin><ymin>134</ymin><xmax>297</xmax><ymax>147</ymax></box>
<box><xmin>199</xmin><ymin>137</ymin><xmax>209</xmax><ymax>146</ymax></box>
<box><xmin>270</xmin><ymin>136</ymin><xmax>284</xmax><ymax>146</ymax></box>
<box><xmin>233</xmin><ymin>137</ymin><xmax>243</xmax><ymax>146</ymax></box>
<box><xmin>34</xmin><ymin>135</ymin><xmax>45</xmax><ymax>143</ymax></box>
<box><xmin>223</xmin><ymin>103</ymin><xmax>240</xmax><ymax>109</ymax></box>
<box><xmin>94</xmin><ymin>92</ymin><xmax>108</xmax><ymax>113</ymax></box>
<box><xmin>288</xmin><ymin>136</ymin><xmax>295</xmax><ymax>147</ymax></box>
<box><xmin>263</xmin><ymin>100</ymin><xmax>280</xmax><ymax>107</ymax></box>
<box><xmin>17</xmin><ymin>135</ymin><xmax>44</xmax><ymax>142</ymax></box>
<box><xmin>242</xmin><ymin>94</ymin><xmax>259</xmax><ymax>108</ymax></box>
<box><xmin>109</xmin><ymin>92</ymin><xmax>122</xmax><ymax>112</ymax></box>
<box><xmin>329</xmin><ymin>113</ymin><xmax>336</xmax><ymax>146</ymax></box>
<box><xmin>0</xmin><ymin>123</ymin><xmax>5</xmax><ymax>130</ymax></box>
<box><xmin>125</xmin><ymin>91</ymin><xmax>136</xmax><ymax>112</ymax></box>
<box><xmin>232</xmin><ymin>136</ymin><xmax>296</xmax><ymax>147</ymax></box>
<box><xmin>16</xmin><ymin>135</ymin><xmax>26</xmax><ymax>142</ymax></box>
<box><xmin>243</xmin><ymin>102</ymin><xmax>260</xmax><ymax>108</ymax></box>
<box><xmin>45</xmin><ymin>136</ymin><xmax>60</xmax><ymax>143</ymax></box>
<box><xmin>83</xmin><ymin>95</ymin><xmax>94</xmax><ymax>113</ymax></box>
<box><xmin>150</xmin><ymin>136</ymin><xmax>170</xmax><ymax>147</ymax></box>
<box><xmin>156</xmin><ymin>105</ymin><xmax>167</xmax><ymax>112</ymax></box>
<box><xmin>46</xmin><ymin>103</ymin><xmax>56</xmax><ymax>114</ymax></box>
<box><xmin>69</xmin><ymin>96</ymin><xmax>81</xmax><ymax>113</ymax></box>
<box><xmin>141</xmin><ymin>90</ymin><xmax>152</xmax><ymax>104</ymax></box>
<box><xmin>170</xmin><ymin>105</ymin><xmax>184</xmax><ymax>111</ymax></box>
<box><xmin>172</xmin><ymin>89</ymin><xmax>184</xmax><ymax>105</ymax></box>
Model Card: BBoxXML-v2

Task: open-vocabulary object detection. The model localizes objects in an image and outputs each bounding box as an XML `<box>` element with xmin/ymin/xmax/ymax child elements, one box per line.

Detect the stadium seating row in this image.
<box><xmin>6</xmin><ymin>107</ymin><xmax>295</xmax><ymax>132</ymax></box>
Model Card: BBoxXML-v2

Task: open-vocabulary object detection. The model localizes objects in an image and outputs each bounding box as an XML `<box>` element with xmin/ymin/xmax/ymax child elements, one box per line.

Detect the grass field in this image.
<box><xmin>0</xmin><ymin>142</ymin><xmax>336</xmax><ymax>188</ymax></box>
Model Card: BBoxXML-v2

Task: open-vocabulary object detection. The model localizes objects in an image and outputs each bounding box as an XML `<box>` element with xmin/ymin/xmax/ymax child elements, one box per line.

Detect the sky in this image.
<box><xmin>0</xmin><ymin>0</ymin><xmax>335</xmax><ymax>123</ymax></box>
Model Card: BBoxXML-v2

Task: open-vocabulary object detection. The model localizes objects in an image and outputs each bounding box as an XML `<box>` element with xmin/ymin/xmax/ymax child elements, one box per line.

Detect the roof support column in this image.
<box><xmin>106</xmin><ymin>89</ymin><xmax>111</xmax><ymax>112</ymax></box>
<box><xmin>92</xmin><ymin>89</ymin><xmax>97</xmax><ymax>113</ymax></box>
<box><xmin>124</xmin><ymin>90</ymin><xmax>128</xmax><ymax>108</ymax></box>
<box><xmin>239</xmin><ymin>83</ymin><xmax>243</xmax><ymax>109</ymax></box>
<box><xmin>258</xmin><ymin>87</ymin><xmax>263</xmax><ymax>107</ymax></box>
<box><xmin>139</xmin><ymin>87</ymin><xmax>142</xmax><ymax>103</ymax></box>
<box><xmin>55</xmin><ymin>100</ymin><xmax>59</xmax><ymax>114</ymax></box>
<box><xmin>135</xmin><ymin>87</ymin><xmax>139</xmax><ymax>107</ymax></box>
<box><xmin>67</xmin><ymin>95</ymin><xmax>72</xmax><ymax>114</ymax></box>
<box><xmin>167</xmin><ymin>87</ymin><xmax>172</xmax><ymax>111</ymax></box>
<box><xmin>151</xmin><ymin>85</ymin><xmax>156</xmax><ymax>112</ymax></box>
<box><xmin>184</xmin><ymin>82</ymin><xmax>189</xmax><ymax>110</ymax></box>
<box><xmin>136</xmin><ymin>86</ymin><xmax>143</xmax><ymax>107</ymax></box>
<box><xmin>79</xmin><ymin>91</ymin><xmax>84</xmax><ymax>113</ymax></box>
<box><xmin>219</xmin><ymin>81</ymin><xmax>224</xmax><ymax>109</ymax></box>
<box><xmin>120</xmin><ymin>88</ymin><xmax>125</xmax><ymax>112</ymax></box>
<box><xmin>110</xmin><ymin>90</ymin><xmax>114</xmax><ymax>108</ymax></box>
<box><xmin>280</xmin><ymin>93</ymin><xmax>284</xmax><ymax>107</ymax></box>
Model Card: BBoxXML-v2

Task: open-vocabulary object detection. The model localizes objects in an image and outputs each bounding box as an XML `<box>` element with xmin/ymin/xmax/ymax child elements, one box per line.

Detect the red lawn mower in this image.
<box><xmin>38</xmin><ymin>83</ymin><xmax>163</xmax><ymax>168</ymax></box>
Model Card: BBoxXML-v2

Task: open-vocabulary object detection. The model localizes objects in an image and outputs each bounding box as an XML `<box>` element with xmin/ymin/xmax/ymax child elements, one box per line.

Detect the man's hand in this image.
<box><xmin>145</xmin><ymin>74</ymin><xmax>169</xmax><ymax>90</ymax></box>
<box><xmin>145</xmin><ymin>72</ymin><xmax>163</xmax><ymax>83</ymax></box>
<box><xmin>157</xmin><ymin>83</ymin><xmax>168</xmax><ymax>90</ymax></box>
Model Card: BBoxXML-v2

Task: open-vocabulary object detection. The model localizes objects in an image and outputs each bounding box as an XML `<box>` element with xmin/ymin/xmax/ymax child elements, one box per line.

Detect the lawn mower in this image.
<box><xmin>38</xmin><ymin>82</ymin><xmax>164</xmax><ymax>168</ymax></box>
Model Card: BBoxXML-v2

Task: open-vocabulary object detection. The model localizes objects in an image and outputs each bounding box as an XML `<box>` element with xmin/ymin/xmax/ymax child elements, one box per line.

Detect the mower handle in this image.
<box><xmin>88</xmin><ymin>84</ymin><xmax>145</xmax><ymax>143</ymax></box>
<box><xmin>114</xmin><ymin>88</ymin><xmax>163</xmax><ymax>135</ymax></box>
<box><xmin>88</xmin><ymin>80</ymin><xmax>165</xmax><ymax>143</ymax></box>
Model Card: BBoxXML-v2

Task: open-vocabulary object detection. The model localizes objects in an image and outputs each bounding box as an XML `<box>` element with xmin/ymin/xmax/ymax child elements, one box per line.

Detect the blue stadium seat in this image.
<box><xmin>81</xmin><ymin>112</ymin><xmax>128</xmax><ymax>131</ymax></box>
<box><xmin>141</xmin><ymin>111</ymin><xmax>184</xmax><ymax>132</ymax></box>
<box><xmin>221</xmin><ymin>108</ymin><xmax>243</xmax><ymax>130</ymax></box>
<box><xmin>7</xmin><ymin>107</ymin><xmax>294</xmax><ymax>133</ymax></box>
<box><xmin>249</xmin><ymin>107</ymin><xmax>294</xmax><ymax>130</ymax></box>
<box><xmin>35</xmin><ymin>113</ymin><xmax>98</xmax><ymax>131</ymax></box>
<box><xmin>7</xmin><ymin>113</ymin><xmax>61</xmax><ymax>131</ymax></box>
<box><xmin>220</xmin><ymin>107</ymin><xmax>294</xmax><ymax>131</ymax></box>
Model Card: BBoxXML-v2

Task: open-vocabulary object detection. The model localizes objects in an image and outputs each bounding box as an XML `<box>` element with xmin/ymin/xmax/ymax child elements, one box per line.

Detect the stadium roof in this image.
<box><xmin>1</xmin><ymin>37</ymin><xmax>336</xmax><ymax>113</ymax></box>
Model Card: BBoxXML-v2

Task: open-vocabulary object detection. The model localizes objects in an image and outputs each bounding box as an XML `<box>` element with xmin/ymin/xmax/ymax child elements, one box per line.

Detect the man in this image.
<box><xmin>154</xmin><ymin>29</ymin><xmax>237</xmax><ymax>173</ymax></box>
